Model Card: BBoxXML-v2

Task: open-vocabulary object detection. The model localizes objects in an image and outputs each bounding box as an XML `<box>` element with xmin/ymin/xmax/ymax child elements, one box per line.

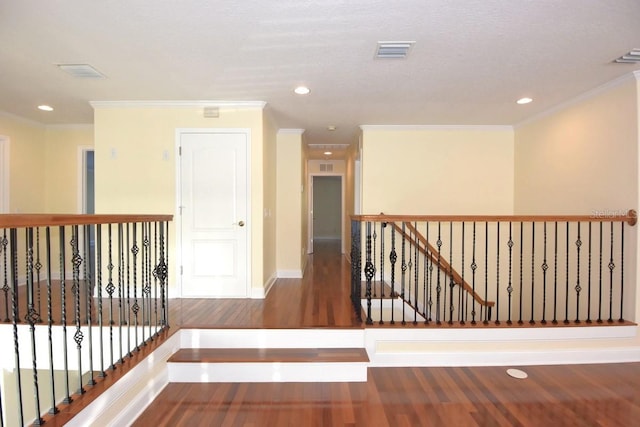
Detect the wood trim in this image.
<box><xmin>353</xmin><ymin>209</ymin><xmax>637</xmax><ymax>226</ymax></box>
<box><xmin>0</xmin><ymin>214</ymin><xmax>173</xmax><ymax>228</ymax></box>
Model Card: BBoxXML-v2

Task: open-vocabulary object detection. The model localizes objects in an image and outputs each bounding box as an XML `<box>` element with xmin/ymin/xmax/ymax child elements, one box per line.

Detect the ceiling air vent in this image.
<box><xmin>319</xmin><ymin>163</ymin><xmax>333</xmax><ymax>172</ymax></box>
<box><xmin>375</xmin><ymin>41</ymin><xmax>415</xmax><ymax>59</ymax></box>
<box><xmin>614</xmin><ymin>49</ymin><xmax>640</xmax><ymax>63</ymax></box>
<box><xmin>57</xmin><ymin>64</ymin><xmax>106</xmax><ymax>78</ymax></box>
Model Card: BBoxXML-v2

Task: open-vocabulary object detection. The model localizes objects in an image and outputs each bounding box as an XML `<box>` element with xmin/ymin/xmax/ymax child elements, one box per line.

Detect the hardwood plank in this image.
<box><xmin>168</xmin><ymin>347</ymin><xmax>369</xmax><ymax>363</ymax></box>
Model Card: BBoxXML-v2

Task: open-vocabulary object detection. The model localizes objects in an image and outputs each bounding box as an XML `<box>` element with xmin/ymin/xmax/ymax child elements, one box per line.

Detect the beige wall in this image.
<box><xmin>301</xmin><ymin>140</ymin><xmax>309</xmax><ymax>268</ymax></box>
<box><xmin>514</xmin><ymin>73</ymin><xmax>639</xmax><ymax>322</ymax></box>
<box><xmin>361</xmin><ymin>126</ymin><xmax>515</xmax><ymax>215</ymax></box>
<box><xmin>514</xmin><ymin>76</ymin><xmax>638</xmax><ymax>215</ymax></box>
<box><xmin>276</xmin><ymin>130</ymin><xmax>304</xmax><ymax>275</ymax></box>
<box><xmin>0</xmin><ymin>113</ymin><xmax>47</xmax><ymax>213</ymax></box>
<box><xmin>92</xmin><ymin>104</ymin><xmax>268</xmax><ymax>295</ymax></box>
<box><xmin>44</xmin><ymin>125</ymin><xmax>94</xmax><ymax>213</ymax></box>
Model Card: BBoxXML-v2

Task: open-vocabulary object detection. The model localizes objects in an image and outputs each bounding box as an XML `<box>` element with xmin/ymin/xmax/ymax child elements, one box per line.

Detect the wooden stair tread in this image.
<box><xmin>168</xmin><ymin>348</ymin><xmax>369</xmax><ymax>363</ymax></box>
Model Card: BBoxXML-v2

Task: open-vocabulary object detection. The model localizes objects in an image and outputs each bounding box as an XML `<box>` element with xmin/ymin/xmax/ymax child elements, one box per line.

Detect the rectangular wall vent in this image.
<box><xmin>319</xmin><ymin>163</ymin><xmax>333</xmax><ymax>172</ymax></box>
<box><xmin>57</xmin><ymin>64</ymin><xmax>106</xmax><ymax>78</ymax></box>
<box><xmin>375</xmin><ymin>41</ymin><xmax>416</xmax><ymax>59</ymax></box>
<box><xmin>614</xmin><ymin>49</ymin><xmax>640</xmax><ymax>63</ymax></box>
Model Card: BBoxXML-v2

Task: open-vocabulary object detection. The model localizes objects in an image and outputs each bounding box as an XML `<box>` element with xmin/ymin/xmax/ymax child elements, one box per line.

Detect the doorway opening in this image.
<box><xmin>309</xmin><ymin>175</ymin><xmax>343</xmax><ymax>255</ymax></box>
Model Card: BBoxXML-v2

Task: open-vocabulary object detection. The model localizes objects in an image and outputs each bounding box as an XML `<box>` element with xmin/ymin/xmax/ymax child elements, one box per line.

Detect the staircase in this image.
<box><xmin>166</xmin><ymin>328</ymin><xmax>369</xmax><ymax>383</ymax></box>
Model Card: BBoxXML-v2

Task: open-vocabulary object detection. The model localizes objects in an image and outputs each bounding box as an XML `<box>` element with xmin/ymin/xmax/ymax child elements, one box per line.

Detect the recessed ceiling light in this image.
<box><xmin>516</xmin><ymin>97</ymin><xmax>533</xmax><ymax>105</ymax></box>
<box><xmin>327</xmin><ymin>125</ymin><xmax>337</xmax><ymax>131</ymax></box>
<box><xmin>37</xmin><ymin>105</ymin><xmax>54</xmax><ymax>111</ymax></box>
<box><xmin>324</xmin><ymin>151</ymin><xmax>332</xmax><ymax>156</ymax></box>
<box><xmin>294</xmin><ymin>86</ymin><xmax>310</xmax><ymax>95</ymax></box>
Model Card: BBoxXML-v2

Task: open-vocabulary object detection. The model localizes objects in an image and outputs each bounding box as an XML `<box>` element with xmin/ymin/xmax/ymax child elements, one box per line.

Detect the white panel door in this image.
<box><xmin>180</xmin><ymin>131</ymin><xmax>248</xmax><ymax>297</ymax></box>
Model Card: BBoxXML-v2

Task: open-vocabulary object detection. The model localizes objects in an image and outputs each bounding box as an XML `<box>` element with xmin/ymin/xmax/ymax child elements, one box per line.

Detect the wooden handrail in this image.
<box><xmin>389</xmin><ymin>221</ymin><xmax>494</xmax><ymax>308</ymax></box>
<box><xmin>353</xmin><ymin>209</ymin><xmax>637</xmax><ymax>226</ymax></box>
<box><xmin>0</xmin><ymin>214</ymin><xmax>173</xmax><ymax>228</ymax></box>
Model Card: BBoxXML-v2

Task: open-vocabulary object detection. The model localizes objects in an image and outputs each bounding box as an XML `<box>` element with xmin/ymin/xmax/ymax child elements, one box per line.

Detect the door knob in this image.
<box><xmin>238</xmin><ymin>220</ymin><xmax>245</xmax><ymax>227</ymax></box>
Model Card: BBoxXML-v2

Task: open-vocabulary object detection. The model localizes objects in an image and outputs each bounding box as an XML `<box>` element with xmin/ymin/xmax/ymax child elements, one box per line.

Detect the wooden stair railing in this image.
<box><xmin>392</xmin><ymin>221</ymin><xmax>495</xmax><ymax>312</ymax></box>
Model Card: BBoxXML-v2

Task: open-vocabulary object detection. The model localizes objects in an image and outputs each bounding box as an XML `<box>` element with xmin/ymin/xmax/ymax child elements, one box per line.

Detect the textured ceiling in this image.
<box><xmin>1</xmin><ymin>0</ymin><xmax>639</xmax><ymax>155</ymax></box>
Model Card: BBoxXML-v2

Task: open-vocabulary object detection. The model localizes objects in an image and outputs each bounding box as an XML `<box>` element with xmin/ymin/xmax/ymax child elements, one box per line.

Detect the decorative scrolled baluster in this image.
<box><xmin>144</xmin><ymin>222</ymin><xmax>152</xmax><ymax>341</ymax></box>
<box><xmin>2</xmin><ymin>230</ymin><xmax>9</xmax><ymax>322</ymax></box>
<box><xmin>401</xmin><ymin>222</ymin><xmax>407</xmax><ymax>325</ymax></box>
<box><xmin>364</xmin><ymin>222</ymin><xmax>374</xmax><ymax>324</ymax></box>
<box><xmin>507</xmin><ymin>223</ymin><xmax>514</xmax><ymax>325</ymax></box>
<box><xmin>126</xmin><ymin>224</ymin><xmax>132</xmax><ymax>356</ymax></box>
<box><xmin>435</xmin><ymin>222</ymin><xmax>442</xmax><ymax>325</ymax></box>
<box><xmin>71</xmin><ymin>225</ymin><xmax>85</xmax><ymax>395</ymax></box>
<box><xmin>131</xmin><ymin>222</ymin><xmax>140</xmax><ymax>350</ymax></box>
<box><xmin>575</xmin><ymin>223</ymin><xmax>582</xmax><ymax>323</ymax></box>
<box><xmin>350</xmin><ymin>219</ymin><xmax>361</xmax><ymax>320</ymax></box>
<box><xmin>35</xmin><ymin>227</ymin><xmax>43</xmax><ymax>322</ymax></box>
<box><xmin>448</xmin><ymin>222</ymin><xmax>454</xmax><ymax>325</ymax></box>
<box><xmin>470</xmin><ymin>222</ymin><xmax>477</xmax><ymax>325</ymax></box>
<box><xmin>372</xmin><ymin>225</ymin><xmax>377</xmax><ymax>298</ymax></box>
<box><xmin>25</xmin><ymin>227</ymin><xmax>44</xmax><ymax>425</ymax></box>
<box><xmin>153</xmin><ymin>222</ymin><xmax>159</xmax><ymax>332</ymax></box>
<box><xmin>106</xmin><ymin>224</ymin><xmax>116</xmax><ymax>369</ymax></box>
<box><xmin>96</xmin><ymin>225</ymin><xmax>106</xmax><ymax>378</ymax></box>
<box><xmin>118</xmin><ymin>223</ymin><xmax>125</xmax><ymax>363</ymax></box>
<box><xmin>608</xmin><ymin>222</ymin><xmax>615</xmax><ymax>323</ymax></box>
<box><xmin>389</xmin><ymin>225</ymin><xmax>396</xmax><ymax>325</ymax></box>
<box><xmin>157</xmin><ymin>221</ymin><xmax>169</xmax><ymax>328</ymax></box>
<box><xmin>426</xmin><ymin>222</ymin><xmax>433</xmax><ymax>323</ymax></box>
<box><xmin>541</xmin><ymin>223</ymin><xmax>548</xmax><ymax>324</ymax></box>
<box><xmin>484</xmin><ymin>222</ymin><xmax>489</xmax><ymax>324</ymax></box>
<box><xmin>413</xmin><ymin>222</ymin><xmax>419</xmax><ymax>325</ymax></box>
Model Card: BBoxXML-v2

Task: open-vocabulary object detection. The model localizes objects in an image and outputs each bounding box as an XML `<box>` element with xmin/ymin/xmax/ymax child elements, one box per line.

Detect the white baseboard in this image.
<box><xmin>251</xmin><ymin>273</ymin><xmax>276</xmax><ymax>299</ymax></box>
<box><xmin>277</xmin><ymin>269</ymin><xmax>303</xmax><ymax>279</ymax></box>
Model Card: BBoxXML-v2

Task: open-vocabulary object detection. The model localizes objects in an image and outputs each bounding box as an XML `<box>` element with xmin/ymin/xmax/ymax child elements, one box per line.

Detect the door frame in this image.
<box><xmin>175</xmin><ymin>128</ymin><xmax>252</xmax><ymax>298</ymax></box>
<box><xmin>0</xmin><ymin>136</ymin><xmax>8</xmax><ymax>213</ymax></box>
<box><xmin>308</xmin><ymin>172</ymin><xmax>345</xmax><ymax>254</ymax></box>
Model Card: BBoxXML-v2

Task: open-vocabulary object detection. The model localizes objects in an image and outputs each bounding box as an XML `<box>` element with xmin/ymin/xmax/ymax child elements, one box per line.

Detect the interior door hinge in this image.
<box><xmin>178</xmin><ymin>146</ymin><xmax>182</xmax><ymax>155</ymax></box>
<box><xmin>180</xmin><ymin>265</ymin><xmax>183</xmax><ymax>275</ymax></box>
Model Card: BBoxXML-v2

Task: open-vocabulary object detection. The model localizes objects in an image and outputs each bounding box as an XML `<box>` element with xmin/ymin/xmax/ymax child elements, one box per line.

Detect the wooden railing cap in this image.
<box><xmin>0</xmin><ymin>214</ymin><xmax>173</xmax><ymax>228</ymax></box>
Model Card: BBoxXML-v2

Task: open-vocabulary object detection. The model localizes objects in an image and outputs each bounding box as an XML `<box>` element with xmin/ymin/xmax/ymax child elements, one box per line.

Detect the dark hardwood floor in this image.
<box><xmin>132</xmin><ymin>240</ymin><xmax>640</xmax><ymax>427</ymax></box>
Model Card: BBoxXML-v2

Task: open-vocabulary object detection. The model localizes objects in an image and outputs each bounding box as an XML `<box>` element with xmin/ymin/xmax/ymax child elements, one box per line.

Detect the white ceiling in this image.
<box><xmin>1</xmin><ymin>0</ymin><xmax>640</xmax><ymax>157</ymax></box>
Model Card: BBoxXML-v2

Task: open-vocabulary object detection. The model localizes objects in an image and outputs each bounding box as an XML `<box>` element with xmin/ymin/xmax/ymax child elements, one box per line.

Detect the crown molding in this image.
<box><xmin>89</xmin><ymin>100</ymin><xmax>267</xmax><ymax>110</ymax></box>
<box><xmin>278</xmin><ymin>128</ymin><xmax>305</xmax><ymax>135</ymax></box>
<box><xmin>515</xmin><ymin>71</ymin><xmax>639</xmax><ymax>128</ymax></box>
<box><xmin>0</xmin><ymin>110</ymin><xmax>45</xmax><ymax>127</ymax></box>
<box><xmin>45</xmin><ymin>123</ymin><xmax>94</xmax><ymax>130</ymax></box>
<box><xmin>359</xmin><ymin>124</ymin><xmax>513</xmax><ymax>132</ymax></box>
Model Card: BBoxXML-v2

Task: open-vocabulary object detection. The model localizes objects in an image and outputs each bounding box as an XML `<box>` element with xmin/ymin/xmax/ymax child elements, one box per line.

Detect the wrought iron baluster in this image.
<box><xmin>597</xmin><ymin>222</ymin><xmax>603</xmax><ymax>323</ymax></box>
<box><xmin>372</xmin><ymin>225</ymin><xmax>377</xmax><ymax>298</ymax></box>
<box><xmin>401</xmin><ymin>222</ymin><xmax>407</xmax><ymax>325</ymax></box>
<box><xmin>10</xmin><ymin>228</ymin><xmax>25</xmax><ymax>426</ymax></box>
<box><xmin>71</xmin><ymin>225</ymin><xmax>85</xmax><ymax>395</ymax></box>
<box><xmin>507</xmin><ymin>222</ymin><xmax>514</xmax><ymax>324</ymax></box>
<box><xmin>118</xmin><ymin>223</ymin><xmax>124</xmax><ymax>363</ymax></box>
<box><xmin>83</xmin><ymin>224</ymin><xmax>96</xmax><ymax>387</ymax></box>
<box><xmin>35</xmin><ymin>227</ymin><xmax>43</xmax><ymax>323</ymax></box>
<box><xmin>164</xmin><ymin>222</ymin><xmax>170</xmax><ymax>327</ymax></box>
<box><xmin>59</xmin><ymin>226</ymin><xmax>72</xmax><ymax>404</ymax></box>
<box><xmin>414</xmin><ymin>221</ymin><xmax>419</xmax><ymax>325</ymax></box>
<box><xmin>427</xmin><ymin>223</ymin><xmax>434</xmax><ymax>323</ymax></box>
<box><xmin>471</xmin><ymin>222</ymin><xmax>477</xmax><ymax>325</ymax></box>
<box><xmin>530</xmin><ymin>223</ymin><xmax>535</xmax><ymax>325</ymax></box>
<box><xmin>436</xmin><ymin>222</ymin><xmax>442</xmax><ymax>325</ymax></box>
<box><xmin>45</xmin><ymin>227</ymin><xmax>58</xmax><ymax>415</ymax></box>
<box><xmin>132</xmin><ymin>222</ymin><xmax>140</xmax><ymax>350</ymax></box>
<box><xmin>126</xmin><ymin>223</ymin><xmax>132</xmax><ymax>356</ymax></box>
<box><xmin>96</xmin><ymin>225</ymin><xmax>105</xmax><ymax>378</ymax></box>
<box><xmin>25</xmin><ymin>227</ymin><xmax>43</xmax><ymax>425</ymax></box>
<box><xmin>461</xmin><ymin>222</ymin><xmax>466</xmax><ymax>324</ymax></box>
<box><xmin>552</xmin><ymin>222</ymin><xmax>558</xmax><ymax>325</ymax></box>
<box><xmin>364</xmin><ymin>222</ymin><xmax>374</xmax><ymax>324</ymax></box>
<box><xmin>518</xmin><ymin>222</ymin><xmax>523</xmax><ymax>325</ymax></box>
<box><xmin>608</xmin><ymin>222</ymin><xmax>615</xmax><ymax>323</ymax></box>
<box><xmin>541</xmin><ymin>223</ymin><xmax>548</xmax><ymax>324</ymax></box>
<box><xmin>379</xmin><ymin>222</ymin><xmax>385</xmax><ymax>325</ymax></box>
<box><xmin>389</xmin><ymin>225</ymin><xmax>396</xmax><ymax>325</ymax></box>
<box><xmin>423</xmin><ymin>228</ymin><xmax>428</xmax><ymax>323</ymax></box>
<box><xmin>106</xmin><ymin>224</ymin><xmax>116</xmax><ymax>369</ymax></box>
<box><xmin>157</xmin><ymin>221</ymin><xmax>169</xmax><ymax>328</ymax></box>
<box><xmin>575</xmin><ymin>223</ymin><xmax>582</xmax><ymax>323</ymax></box>
<box><xmin>142</xmin><ymin>222</ymin><xmax>150</xmax><ymax>342</ymax></box>
<box><xmin>153</xmin><ymin>222</ymin><xmax>159</xmax><ymax>332</ymax></box>
<box><xmin>587</xmin><ymin>223</ymin><xmax>592</xmax><ymax>323</ymax></box>
<box><xmin>2</xmin><ymin>230</ymin><xmax>9</xmax><ymax>322</ymax></box>
<box><xmin>448</xmin><ymin>222</ymin><xmax>454</xmax><ymax>325</ymax></box>
<box><xmin>619</xmin><ymin>222</ymin><xmax>624</xmax><ymax>322</ymax></box>
<box><xmin>495</xmin><ymin>222</ymin><xmax>500</xmax><ymax>325</ymax></box>
<box><xmin>564</xmin><ymin>222</ymin><xmax>570</xmax><ymax>324</ymax></box>
<box><xmin>484</xmin><ymin>222</ymin><xmax>489</xmax><ymax>324</ymax></box>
